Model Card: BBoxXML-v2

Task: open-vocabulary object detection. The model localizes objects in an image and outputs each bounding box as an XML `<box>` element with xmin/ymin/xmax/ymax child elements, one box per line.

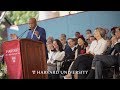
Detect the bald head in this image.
<box><xmin>29</xmin><ymin>18</ymin><xmax>37</xmax><ymax>30</ymax></box>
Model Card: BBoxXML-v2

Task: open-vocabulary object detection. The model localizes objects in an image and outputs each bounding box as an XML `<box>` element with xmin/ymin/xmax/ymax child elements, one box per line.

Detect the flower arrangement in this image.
<box><xmin>0</xmin><ymin>62</ymin><xmax>8</xmax><ymax>79</ymax></box>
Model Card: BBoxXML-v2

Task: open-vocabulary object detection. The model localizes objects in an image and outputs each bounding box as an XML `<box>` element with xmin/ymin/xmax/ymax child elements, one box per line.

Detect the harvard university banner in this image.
<box><xmin>2</xmin><ymin>40</ymin><xmax>23</xmax><ymax>79</ymax></box>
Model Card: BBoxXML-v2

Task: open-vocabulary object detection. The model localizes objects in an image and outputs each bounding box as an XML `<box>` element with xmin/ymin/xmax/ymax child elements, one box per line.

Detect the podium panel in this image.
<box><xmin>2</xmin><ymin>40</ymin><xmax>23</xmax><ymax>79</ymax></box>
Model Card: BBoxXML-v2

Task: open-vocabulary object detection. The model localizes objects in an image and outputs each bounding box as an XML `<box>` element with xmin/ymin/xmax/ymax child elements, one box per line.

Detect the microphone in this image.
<box><xmin>18</xmin><ymin>29</ymin><xmax>29</xmax><ymax>39</ymax></box>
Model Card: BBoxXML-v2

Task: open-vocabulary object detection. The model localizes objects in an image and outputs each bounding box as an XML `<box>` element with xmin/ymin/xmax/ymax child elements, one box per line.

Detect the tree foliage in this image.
<box><xmin>5</xmin><ymin>11</ymin><xmax>39</xmax><ymax>25</ymax></box>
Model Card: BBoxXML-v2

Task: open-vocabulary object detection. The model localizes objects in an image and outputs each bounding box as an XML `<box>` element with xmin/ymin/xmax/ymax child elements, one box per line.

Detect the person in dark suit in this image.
<box><xmin>26</xmin><ymin>18</ymin><xmax>46</xmax><ymax>45</ymax></box>
<box><xmin>59</xmin><ymin>36</ymin><xmax>76</xmax><ymax>74</ymax></box>
<box><xmin>26</xmin><ymin>18</ymin><xmax>48</xmax><ymax>59</ymax></box>
<box><xmin>59</xmin><ymin>34</ymin><xmax>75</xmax><ymax>60</ymax></box>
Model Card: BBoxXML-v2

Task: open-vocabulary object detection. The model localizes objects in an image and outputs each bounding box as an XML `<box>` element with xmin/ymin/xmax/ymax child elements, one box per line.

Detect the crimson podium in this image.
<box><xmin>2</xmin><ymin>39</ymin><xmax>48</xmax><ymax>79</ymax></box>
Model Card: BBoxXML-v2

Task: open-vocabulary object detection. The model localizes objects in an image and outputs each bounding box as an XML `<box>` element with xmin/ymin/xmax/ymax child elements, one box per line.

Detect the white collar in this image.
<box><xmin>114</xmin><ymin>39</ymin><xmax>120</xmax><ymax>45</ymax></box>
<box><xmin>71</xmin><ymin>46</ymin><xmax>76</xmax><ymax>51</ymax></box>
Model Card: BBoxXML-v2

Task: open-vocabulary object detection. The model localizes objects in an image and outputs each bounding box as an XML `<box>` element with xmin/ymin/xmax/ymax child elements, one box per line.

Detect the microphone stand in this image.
<box><xmin>18</xmin><ymin>29</ymin><xmax>29</xmax><ymax>39</ymax></box>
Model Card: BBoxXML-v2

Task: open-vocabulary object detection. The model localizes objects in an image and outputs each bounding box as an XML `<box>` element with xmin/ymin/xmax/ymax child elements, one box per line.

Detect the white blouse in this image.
<box><xmin>88</xmin><ymin>38</ymin><xmax>107</xmax><ymax>55</ymax></box>
<box><xmin>47</xmin><ymin>50</ymin><xmax>65</xmax><ymax>71</ymax></box>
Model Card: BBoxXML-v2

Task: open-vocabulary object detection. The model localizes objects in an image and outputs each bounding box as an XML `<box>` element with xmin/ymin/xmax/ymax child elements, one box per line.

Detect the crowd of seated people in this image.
<box><xmin>46</xmin><ymin>26</ymin><xmax>120</xmax><ymax>79</ymax></box>
<box><xmin>1</xmin><ymin>26</ymin><xmax>119</xmax><ymax>79</ymax></box>
<box><xmin>64</xmin><ymin>27</ymin><xmax>108</xmax><ymax>79</ymax></box>
<box><xmin>87</xmin><ymin>27</ymin><xmax>120</xmax><ymax>79</ymax></box>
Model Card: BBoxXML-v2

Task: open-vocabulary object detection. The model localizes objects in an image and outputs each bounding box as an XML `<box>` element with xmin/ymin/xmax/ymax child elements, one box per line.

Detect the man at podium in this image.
<box><xmin>10</xmin><ymin>18</ymin><xmax>46</xmax><ymax>45</ymax></box>
<box><xmin>26</xmin><ymin>18</ymin><xmax>48</xmax><ymax>59</ymax></box>
<box><xmin>10</xmin><ymin>18</ymin><xmax>48</xmax><ymax>59</ymax></box>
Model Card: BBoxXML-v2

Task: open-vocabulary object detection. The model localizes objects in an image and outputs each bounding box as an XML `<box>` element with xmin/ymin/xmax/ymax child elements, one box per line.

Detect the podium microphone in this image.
<box><xmin>18</xmin><ymin>29</ymin><xmax>29</xmax><ymax>39</ymax></box>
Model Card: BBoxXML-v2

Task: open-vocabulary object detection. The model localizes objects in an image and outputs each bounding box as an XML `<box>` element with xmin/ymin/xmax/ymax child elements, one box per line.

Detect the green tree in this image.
<box><xmin>0</xmin><ymin>23</ymin><xmax>7</xmax><ymax>44</ymax></box>
<box><xmin>5</xmin><ymin>11</ymin><xmax>39</xmax><ymax>25</ymax></box>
